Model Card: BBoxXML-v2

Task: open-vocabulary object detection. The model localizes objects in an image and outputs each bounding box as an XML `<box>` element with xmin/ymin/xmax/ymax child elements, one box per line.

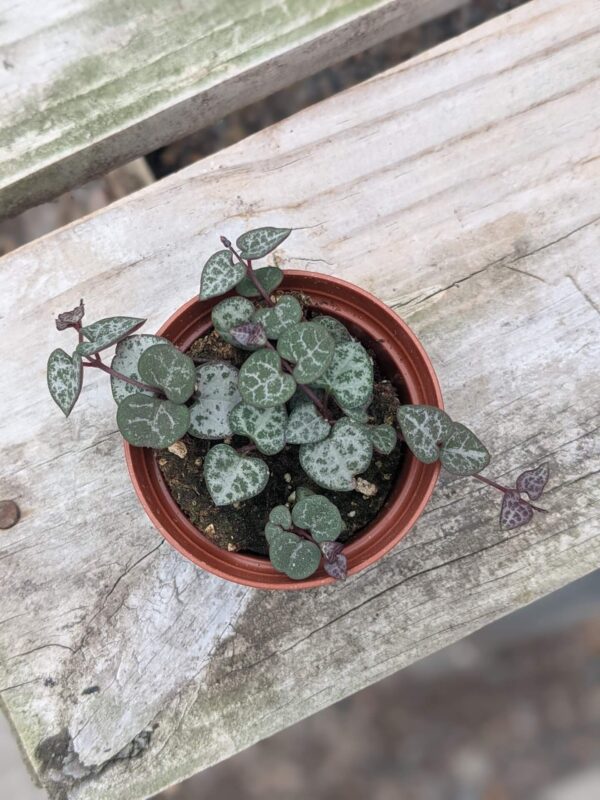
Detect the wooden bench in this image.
<box><xmin>1</xmin><ymin>1</ymin><xmax>599</xmax><ymax>798</ymax></box>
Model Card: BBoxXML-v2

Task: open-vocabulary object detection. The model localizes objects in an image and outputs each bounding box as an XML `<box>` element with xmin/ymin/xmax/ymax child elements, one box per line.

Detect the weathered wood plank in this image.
<box><xmin>0</xmin><ymin>0</ymin><xmax>466</xmax><ymax>219</ymax></box>
<box><xmin>1</xmin><ymin>1</ymin><xmax>599</xmax><ymax>798</ymax></box>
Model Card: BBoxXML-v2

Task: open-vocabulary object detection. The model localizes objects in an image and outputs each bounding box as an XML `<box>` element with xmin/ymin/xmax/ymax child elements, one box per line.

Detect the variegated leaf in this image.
<box><xmin>238</xmin><ymin>350</ymin><xmax>296</xmax><ymax>408</ymax></box>
<box><xmin>77</xmin><ymin>316</ymin><xmax>146</xmax><ymax>355</ymax></box>
<box><xmin>277</xmin><ymin>321</ymin><xmax>334</xmax><ymax>384</ymax></box>
<box><xmin>269</xmin><ymin>505</ymin><xmax>292</xmax><ymax>529</ymax></box>
<box><xmin>291</xmin><ymin>495</ymin><xmax>343</xmax><ymax>543</ymax></box>
<box><xmin>322</xmin><ymin>340</ymin><xmax>373</xmax><ymax>409</ymax></box>
<box><xmin>367</xmin><ymin>424</ymin><xmax>397</xmax><ymax>455</ymax></box>
<box><xmin>236</xmin><ymin>266</ymin><xmax>283</xmax><ymax>298</ymax></box>
<box><xmin>311</xmin><ymin>314</ymin><xmax>352</xmax><ymax>344</ymax></box>
<box><xmin>116</xmin><ymin>394</ymin><xmax>190</xmax><ymax>448</ymax></box>
<box><xmin>47</xmin><ymin>349</ymin><xmax>83</xmax><ymax>416</ymax></box>
<box><xmin>286</xmin><ymin>401</ymin><xmax>330</xmax><ymax>444</ymax></box>
<box><xmin>300</xmin><ymin>418</ymin><xmax>373</xmax><ymax>491</ymax></box>
<box><xmin>439</xmin><ymin>422</ymin><xmax>490</xmax><ymax>476</ymax></box>
<box><xmin>396</xmin><ymin>405</ymin><xmax>452</xmax><ymax>464</ymax></box>
<box><xmin>211</xmin><ymin>296</ymin><xmax>255</xmax><ymax>346</ymax></box>
<box><xmin>229</xmin><ymin>402</ymin><xmax>287</xmax><ymax>455</ymax></box>
<box><xmin>110</xmin><ymin>334</ymin><xmax>168</xmax><ymax>404</ymax></box>
<box><xmin>200</xmin><ymin>250</ymin><xmax>245</xmax><ymax>299</ymax></box>
<box><xmin>188</xmin><ymin>363</ymin><xmax>241</xmax><ymax>439</ymax></box>
<box><xmin>252</xmin><ymin>295</ymin><xmax>302</xmax><ymax>340</ymax></box>
<box><xmin>500</xmin><ymin>491</ymin><xmax>534</xmax><ymax>530</ymax></box>
<box><xmin>236</xmin><ymin>227</ymin><xmax>291</xmax><ymax>259</ymax></box>
<box><xmin>230</xmin><ymin>322</ymin><xmax>267</xmax><ymax>348</ymax></box>
<box><xmin>516</xmin><ymin>463</ymin><xmax>549</xmax><ymax>500</ymax></box>
<box><xmin>137</xmin><ymin>343</ymin><xmax>196</xmax><ymax>404</ymax></box>
<box><xmin>268</xmin><ymin>528</ymin><xmax>321</xmax><ymax>580</ymax></box>
<box><xmin>203</xmin><ymin>444</ymin><xmax>269</xmax><ymax>507</ymax></box>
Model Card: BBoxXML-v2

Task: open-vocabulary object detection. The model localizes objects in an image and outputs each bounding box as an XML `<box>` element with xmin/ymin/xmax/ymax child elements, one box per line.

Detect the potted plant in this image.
<box><xmin>47</xmin><ymin>227</ymin><xmax>549</xmax><ymax>589</ymax></box>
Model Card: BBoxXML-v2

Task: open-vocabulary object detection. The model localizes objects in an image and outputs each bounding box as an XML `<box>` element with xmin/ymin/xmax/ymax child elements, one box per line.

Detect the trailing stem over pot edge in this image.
<box><xmin>47</xmin><ymin>227</ymin><xmax>550</xmax><ymax>582</ymax></box>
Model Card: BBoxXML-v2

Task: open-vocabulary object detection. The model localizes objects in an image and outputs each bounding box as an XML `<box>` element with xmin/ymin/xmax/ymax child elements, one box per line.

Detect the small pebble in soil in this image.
<box><xmin>355</xmin><ymin>478</ymin><xmax>378</xmax><ymax>497</ymax></box>
<box><xmin>168</xmin><ymin>440</ymin><xmax>188</xmax><ymax>459</ymax></box>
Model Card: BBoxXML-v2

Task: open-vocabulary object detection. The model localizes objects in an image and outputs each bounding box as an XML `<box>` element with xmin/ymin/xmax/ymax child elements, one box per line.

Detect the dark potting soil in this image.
<box><xmin>157</xmin><ymin>327</ymin><xmax>405</xmax><ymax>557</ymax></box>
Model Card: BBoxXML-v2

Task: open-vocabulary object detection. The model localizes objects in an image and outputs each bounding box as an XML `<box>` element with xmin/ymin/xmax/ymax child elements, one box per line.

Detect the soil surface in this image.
<box><xmin>157</xmin><ymin>323</ymin><xmax>404</xmax><ymax>556</ymax></box>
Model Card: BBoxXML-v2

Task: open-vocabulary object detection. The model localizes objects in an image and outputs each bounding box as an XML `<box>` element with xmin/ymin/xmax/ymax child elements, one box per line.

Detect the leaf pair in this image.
<box><xmin>396</xmin><ymin>405</ymin><xmax>490</xmax><ymax>476</ymax></box>
<box><xmin>500</xmin><ymin>463</ymin><xmax>549</xmax><ymax>529</ymax></box>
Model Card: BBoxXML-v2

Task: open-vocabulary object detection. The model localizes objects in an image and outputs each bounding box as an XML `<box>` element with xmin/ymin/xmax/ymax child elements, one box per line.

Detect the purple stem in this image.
<box><xmin>83</xmin><ymin>359</ymin><xmax>160</xmax><ymax>395</ymax></box>
<box><xmin>220</xmin><ymin>236</ymin><xmax>274</xmax><ymax>306</ymax></box>
<box><xmin>471</xmin><ymin>473</ymin><xmax>547</xmax><ymax>513</ymax></box>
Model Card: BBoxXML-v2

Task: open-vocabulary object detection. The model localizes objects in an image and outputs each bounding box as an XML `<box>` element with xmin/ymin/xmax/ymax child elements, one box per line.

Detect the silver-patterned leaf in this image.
<box><xmin>339</xmin><ymin>403</ymin><xmax>370</xmax><ymax>423</ymax></box>
<box><xmin>229</xmin><ymin>402</ymin><xmax>287</xmax><ymax>455</ymax></box>
<box><xmin>277</xmin><ymin>321</ymin><xmax>334</xmax><ymax>384</ymax></box>
<box><xmin>439</xmin><ymin>422</ymin><xmax>490</xmax><ymax>476</ymax></box>
<box><xmin>300</xmin><ymin>418</ymin><xmax>373</xmax><ymax>491</ymax></box>
<box><xmin>138</xmin><ymin>343</ymin><xmax>196</xmax><ymax>404</ymax></box>
<box><xmin>253</xmin><ymin>295</ymin><xmax>302</xmax><ymax>340</ymax></box>
<box><xmin>236</xmin><ymin>227</ymin><xmax>291</xmax><ymax>259</ymax></box>
<box><xmin>188</xmin><ymin>363</ymin><xmax>241</xmax><ymax>439</ymax></box>
<box><xmin>78</xmin><ymin>316</ymin><xmax>146</xmax><ymax>355</ymax></box>
<box><xmin>500</xmin><ymin>491</ymin><xmax>534</xmax><ymax>530</ymax></box>
<box><xmin>396</xmin><ymin>405</ymin><xmax>452</xmax><ymax>464</ymax></box>
<box><xmin>200</xmin><ymin>250</ymin><xmax>245</xmax><ymax>300</ymax></box>
<box><xmin>116</xmin><ymin>394</ymin><xmax>190</xmax><ymax>448</ymax></box>
<box><xmin>235</xmin><ymin>266</ymin><xmax>283</xmax><ymax>298</ymax></box>
<box><xmin>268</xmin><ymin>529</ymin><xmax>321</xmax><ymax>580</ymax></box>
<box><xmin>211</xmin><ymin>296</ymin><xmax>255</xmax><ymax>346</ymax></box>
<box><xmin>367</xmin><ymin>424</ymin><xmax>397</xmax><ymax>455</ymax></box>
<box><xmin>47</xmin><ymin>349</ymin><xmax>83</xmax><ymax>417</ymax></box>
<box><xmin>311</xmin><ymin>314</ymin><xmax>352</xmax><ymax>344</ymax></box>
<box><xmin>230</xmin><ymin>322</ymin><xmax>267</xmax><ymax>348</ymax></box>
<box><xmin>291</xmin><ymin>495</ymin><xmax>343</xmax><ymax>543</ymax></box>
<box><xmin>110</xmin><ymin>334</ymin><xmax>169</xmax><ymax>404</ymax></box>
<box><xmin>516</xmin><ymin>463</ymin><xmax>549</xmax><ymax>500</ymax></box>
<box><xmin>269</xmin><ymin>505</ymin><xmax>292</xmax><ymax>529</ymax></box>
<box><xmin>322</xmin><ymin>340</ymin><xmax>373</xmax><ymax>409</ymax></box>
<box><xmin>238</xmin><ymin>350</ymin><xmax>296</xmax><ymax>408</ymax></box>
<box><xmin>204</xmin><ymin>444</ymin><xmax>269</xmax><ymax>507</ymax></box>
<box><xmin>286</xmin><ymin>401</ymin><xmax>330</xmax><ymax>444</ymax></box>
<box><xmin>323</xmin><ymin>552</ymin><xmax>348</xmax><ymax>581</ymax></box>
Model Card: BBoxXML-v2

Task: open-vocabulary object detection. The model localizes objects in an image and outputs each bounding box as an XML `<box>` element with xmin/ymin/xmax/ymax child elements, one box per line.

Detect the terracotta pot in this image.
<box><xmin>124</xmin><ymin>271</ymin><xmax>442</xmax><ymax>590</ymax></box>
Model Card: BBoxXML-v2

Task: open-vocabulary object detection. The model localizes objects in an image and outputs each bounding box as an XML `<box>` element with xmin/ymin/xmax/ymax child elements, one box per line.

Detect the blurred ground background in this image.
<box><xmin>3</xmin><ymin>1</ymin><xmax>598</xmax><ymax>798</ymax></box>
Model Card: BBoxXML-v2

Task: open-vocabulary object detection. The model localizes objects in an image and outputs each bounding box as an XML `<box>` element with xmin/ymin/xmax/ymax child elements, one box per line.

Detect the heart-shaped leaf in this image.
<box><xmin>110</xmin><ymin>334</ymin><xmax>168</xmax><ymax>404</ymax></box>
<box><xmin>77</xmin><ymin>316</ymin><xmax>146</xmax><ymax>355</ymax></box>
<box><xmin>323</xmin><ymin>552</ymin><xmax>348</xmax><ymax>581</ymax></box>
<box><xmin>292</xmin><ymin>495</ymin><xmax>343</xmax><ymax>542</ymax></box>
<box><xmin>396</xmin><ymin>405</ymin><xmax>452</xmax><ymax>464</ymax></box>
<box><xmin>200</xmin><ymin>250</ymin><xmax>245</xmax><ymax>299</ymax></box>
<box><xmin>516</xmin><ymin>463</ymin><xmax>549</xmax><ymax>500</ymax></box>
<box><xmin>300</xmin><ymin>418</ymin><xmax>373</xmax><ymax>491</ymax></box>
<box><xmin>230</xmin><ymin>322</ymin><xmax>267</xmax><ymax>348</ymax></box>
<box><xmin>500</xmin><ymin>491</ymin><xmax>534</xmax><ymax>530</ymax></box>
<box><xmin>229</xmin><ymin>402</ymin><xmax>287</xmax><ymax>455</ymax></box>
<box><xmin>295</xmin><ymin>486</ymin><xmax>315</xmax><ymax>503</ymax></box>
<box><xmin>277</xmin><ymin>321</ymin><xmax>334</xmax><ymax>384</ymax></box>
<box><xmin>47</xmin><ymin>349</ymin><xmax>83</xmax><ymax>416</ymax></box>
<box><xmin>269</xmin><ymin>505</ymin><xmax>292</xmax><ymax>529</ymax></box>
<box><xmin>238</xmin><ymin>350</ymin><xmax>296</xmax><ymax>408</ymax></box>
<box><xmin>116</xmin><ymin>393</ymin><xmax>190</xmax><ymax>448</ymax></box>
<box><xmin>204</xmin><ymin>443</ymin><xmax>269</xmax><ymax>506</ymax></box>
<box><xmin>321</xmin><ymin>340</ymin><xmax>373</xmax><ymax>409</ymax></box>
<box><xmin>267</xmin><ymin>528</ymin><xmax>321</xmax><ymax>580</ymax></box>
<box><xmin>253</xmin><ymin>295</ymin><xmax>302</xmax><ymax>340</ymax></box>
<box><xmin>286</xmin><ymin>401</ymin><xmax>330</xmax><ymax>444</ymax></box>
<box><xmin>236</xmin><ymin>266</ymin><xmax>283</xmax><ymax>298</ymax></box>
<box><xmin>211</xmin><ymin>297</ymin><xmax>255</xmax><ymax>346</ymax></box>
<box><xmin>311</xmin><ymin>314</ymin><xmax>352</xmax><ymax>344</ymax></box>
<box><xmin>188</xmin><ymin>363</ymin><xmax>241</xmax><ymax>439</ymax></box>
<box><xmin>138</xmin><ymin>343</ymin><xmax>196</xmax><ymax>404</ymax></box>
<box><xmin>439</xmin><ymin>422</ymin><xmax>490</xmax><ymax>476</ymax></box>
<box><xmin>236</xmin><ymin>227</ymin><xmax>291</xmax><ymax>259</ymax></box>
<box><xmin>366</xmin><ymin>424</ymin><xmax>397</xmax><ymax>455</ymax></box>
<box><xmin>339</xmin><ymin>403</ymin><xmax>370</xmax><ymax>423</ymax></box>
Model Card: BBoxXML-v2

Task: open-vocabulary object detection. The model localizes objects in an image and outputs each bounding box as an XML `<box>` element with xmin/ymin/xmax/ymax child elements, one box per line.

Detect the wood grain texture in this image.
<box><xmin>0</xmin><ymin>0</ymin><xmax>466</xmax><ymax>220</ymax></box>
<box><xmin>1</xmin><ymin>1</ymin><xmax>599</xmax><ymax>798</ymax></box>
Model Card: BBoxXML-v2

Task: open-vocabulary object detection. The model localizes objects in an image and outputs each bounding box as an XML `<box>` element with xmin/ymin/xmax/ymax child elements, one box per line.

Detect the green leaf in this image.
<box><xmin>277</xmin><ymin>321</ymin><xmax>334</xmax><ymax>384</ymax></box>
<box><xmin>116</xmin><ymin>394</ymin><xmax>190</xmax><ymax>448</ymax></box>
<box><xmin>229</xmin><ymin>402</ymin><xmax>287</xmax><ymax>455</ymax></box>
<box><xmin>110</xmin><ymin>334</ymin><xmax>168</xmax><ymax>404</ymax></box>
<box><xmin>47</xmin><ymin>349</ymin><xmax>83</xmax><ymax>417</ymax></box>
<box><xmin>236</xmin><ymin>266</ymin><xmax>283</xmax><ymax>298</ymax></box>
<box><xmin>322</xmin><ymin>340</ymin><xmax>373</xmax><ymax>409</ymax></box>
<box><xmin>268</xmin><ymin>529</ymin><xmax>321</xmax><ymax>580</ymax></box>
<box><xmin>264</xmin><ymin>521</ymin><xmax>284</xmax><ymax>544</ymax></box>
<box><xmin>439</xmin><ymin>422</ymin><xmax>490</xmax><ymax>476</ymax></box>
<box><xmin>286</xmin><ymin>401</ymin><xmax>330</xmax><ymax>444</ymax></box>
<box><xmin>300</xmin><ymin>418</ymin><xmax>373</xmax><ymax>491</ymax></box>
<box><xmin>269</xmin><ymin>505</ymin><xmax>292</xmax><ymax>529</ymax></box>
<box><xmin>188</xmin><ymin>363</ymin><xmax>241</xmax><ymax>439</ymax></box>
<box><xmin>137</xmin><ymin>343</ymin><xmax>196</xmax><ymax>403</ymax></box>
<box><xmin>253</xmin><ymin>295</ymin><xmax>302</xmax><ymax>339</ymax></box>
<box><xmin>396</xmin><ymin>405</ymin><xmax>452</xmax><ymax>464</ymax></box>
<box><xmin>238</xmin><ymin>350</ymin><xmax>296</xmax><ymax>408</ymax></box>
<box><xmin>295</xmin><ymin>486</ymin><xmax>315</xmax><ymax>503</ymax></box>
<box><xmin>339</xmin><ymin>403</ymin><xmax>370</xmax><ymax>423</ymax></box>
<box><xmin>203</xmin><ymin>444</ymin><xmax>269</xmax><ymax>506</ymax></box>
<box><xmin>367</xmin><ymin>424</ymin><xmax>397</xmax><ymax>455</ymax></box>
<box><xmin>292</xmin><ymin>495</ymin><xmax>343</xmax><ymax>543</ymax></box>
<box><xmin>200</xmin><ymin>250</ymin><xmax>245</xmax><ymax>300</ymax></box>
<box><xmin>311</xmin><ymin>314</ymin><xmax>352</xmax><ymax>344</ymax></box>
<box><xmin>236</xmin><ymin>227</ymin><xmax>291</xmax><ymax>259</ymax></box>
<box><xmin>77</xmin><ymin>316</ymin><xmax>146</xmax><ymax>355</ymax></box>
<box><xmin>211</xmin><ymin>297</ymin><xmax>255</xmax><ymax>346</ymax></box>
